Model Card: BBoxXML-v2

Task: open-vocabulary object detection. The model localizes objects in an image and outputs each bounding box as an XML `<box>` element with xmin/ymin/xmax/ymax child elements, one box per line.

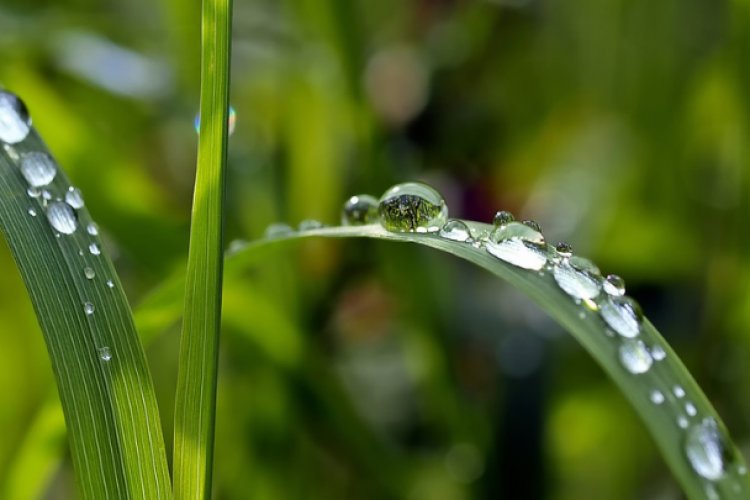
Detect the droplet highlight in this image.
<box><xmin>194</xmin><ymin>105</ymin><xmax>236</xmax><ymax>135</ymax></box>
<box><xmin>20</xmin><ymin>152</ymin><xmax>56</xmax><ymax>187</ymax></box>
<box><xmin>46</xmin><ymin>202</ymin><xmax>78</xmax><ymax>235</ymax></box>
<box><xmin>378</xmin><ymin>182</ymin><xmax>447</xmax><ymax>233</ymax></box>
<box><xmin>83</xmin><ymin>302</ymin><xmax>95</xmax><ymax>315</ymax></box>
<box><xmin>342</xmin><ymin>194</ymin><xmax>379</xmax><ymax>225</ymax></box>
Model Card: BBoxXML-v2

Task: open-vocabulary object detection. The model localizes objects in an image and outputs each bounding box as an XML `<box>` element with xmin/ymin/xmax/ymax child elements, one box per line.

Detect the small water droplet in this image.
<box><xmin>599</xmin><ymin>296</ymin><xmax>643</xmax><ymax>338</ymax></box>
<box><xmin>678</xmin><ymin>416</ymin><xmax>690</xmax><ymax>429</ymax></box>
<box><xmin>0</xmin><ymin>91</ymin><xmax>31</xmax><ymax>144</ymax></box>
<box><xmin>3</xmin><ymin>143</ymin><xmax>19</xmax><ymax>160</ymax></box>
<box><xmin>20</xmin><ymin>152</ymin><xmax>56</xmax><ymax>187</ymax></box>
<box><xmin>439</xmin><ymin>219</ymin><xmax>471</xmax><ymax>242</ymax></box>
<box><xmin>651</xmin><ymin>344</ymin><xmax>666</xmax><ymax>361</ymax></box>
<box><xmin>650</xmin><ymin>390</ymin><xmax>665</xmax><ymax>405</ymax></box>
<box><xmin>492</xmin><ymin>210</ymin><xmax>514</xmax><ymax>227</ymax></box>
<box><xmin>603</xmin><ymin>274</ymin><xmax>626</xmax><ymax>296</ymax></box>
<box><xmin>555</xmin><ymin>242</ymin><xmax>573</xmax><ymax>256</ymax></box>
<box><xmin>86</xmin><ymin>223</ymin><xmax>99</xmax><ymax>236</ymax></box>
<box><xmin>27</xmin><ymin>187</ymin><xmax>41</xmax><ymax>198</ymax></box>
<box><xmin>298</xmin><ymin>219</ymin><xmax>323</xmax><ymax>231</ymax></box>
<box><xmin>106</xmin><ymin>279</ymin><xmax>115</xmax><ymax>289</ymax></box>
<box><xmin>686</xmin><ymin>402</ymin><xmax>697</xmax><ymax>417</ymax></box>
<box><xmin>685</xmin><ymin>417</ymin><xmax>734</xmax><ymax>481</ymax></box>
<box><xmin>618</xmin><ymin>339</ymin><xmax>653</xmax><ymax>374</ymax></box>
<box><xmin>28</xmin><ymin>208</ymin><xmax>36</xmax><ymax>217</ymax></box>
<box><xmin>342</xmin><ymin>194</ymin><xmax>379</xmax><ymax>225</ymax></box>
<box><xmin>674</xmin><ymin>385</ymin><xmax>686</xmax><ymax>398</ymax></box>
<box><xmin>194</xmin><ymin>105</ymin><xmax>237</xmax><ymax>135</ymax></box>
<box><xmin>486</xmin><ymin>221</ymin><xmax>550</xmax><ymax>271</ymax></box>
<box><xmin>264</xmin><ymin>223</ymin><xmax>294</xmax><ymax>239</ymax></box>
<box><xmin>553</xmin><ymin>255</ymin><xmax>602</xmax><ymax>301</ymax></box>
<box><xmin>84</xmin><ymin>267</ymin><xmax>95</xmax><ymax>280</ymax></box>
<box><xmin>42</xmin><ymin>190</ymin><xmax>52</xmax><ymax>202</ymax></box>
<box><xmin>65</xmin><ymin>187</ymin><xmax>84</xmax><ymax>209</ymax></box>
<box><xmin>83</xmin><ymin>302</ymin><xmax>95</xmax><ymax>315</ymax></box>
<box><xmin>521</xmin><ymin>219</ymin><xmax>542</xmax><ymax>233</ymax></box>
<box><xmin>46</xmin><ymin>201</ymin><xmax>78</xmax><ymax>234</ymax></box>
<box><xmin>89</xmin><ymin>243</ymin><xmax>101</xmax><ymax>256</ymax></box>
<box><xmin>98</xmin><ymin>346</ymin><xmax>112</xmax><ymax>362</ymax></box>
<box><xmin>378</xmin><ymin>182</ymin><xmax>447</xmax><ymax>233</ymax></box>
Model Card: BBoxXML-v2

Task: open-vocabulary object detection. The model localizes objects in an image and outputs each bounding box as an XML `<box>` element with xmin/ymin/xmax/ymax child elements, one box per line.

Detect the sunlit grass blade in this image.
<box><xmin>172</xmin><ymin>0</ymin><xmax>232</xmax><ymax>497</ymax></box>
<box><xmin>0</xmin><ymin>131</ymin><xmax>171</xmax><ymax>498</ymax></box>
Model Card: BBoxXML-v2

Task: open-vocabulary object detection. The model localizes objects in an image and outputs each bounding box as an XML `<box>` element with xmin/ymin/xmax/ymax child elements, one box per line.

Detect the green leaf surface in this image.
<box><xmin>0</xmin><ymin>133</ymin><xmax>171</xmax><ymax>499</ymax></box>
<box><xmin>172</xmin><ymin>0</ymin><xmax>232</xmax><ymax>497</ymax></box>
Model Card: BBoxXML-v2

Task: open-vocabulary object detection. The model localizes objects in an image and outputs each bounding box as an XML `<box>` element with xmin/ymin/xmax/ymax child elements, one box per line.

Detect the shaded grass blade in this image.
<box><xmin>172</xmin><ymin>0</ymin><xmax>232</xmax><ymax>497</ymax></box>
<box><xmin>0</xmin><ymin>132</ymin><xmax>171</xmax><ymax>499</ymax></box>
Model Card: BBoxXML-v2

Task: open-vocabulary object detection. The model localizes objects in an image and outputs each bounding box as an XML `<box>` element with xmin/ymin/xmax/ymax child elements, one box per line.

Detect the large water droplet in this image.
<box><xmin>685</xmin><ymin>417</ymin><xmax>733</xmax><ymax>481</ymax></box>
<box><xmin>618</xmin><ymin>339</ymin><xmax>653</xmax><ymax>374</ymax></box>
<box><xmin>46</xmin><ymin>202</ymin><xmax>78</xmax><ymax>234</ymax></box>
<box><xmin>553</xmin><ymin>255</ymin><xmax>602</xmax><ymax>300</ymax></box>
<box><xmin>194</xmin><ymin>105</ymin><xmax>236</xmax><ymax>135</ymax></box>
<box><xmin>0</xmin><ymin>91</ymin><xmax>31</xmax><ymax>144</ymax></box>
<box><xmin>439</xmin><ymin>219</ymin><xmax>471</xmax><ymax>242</ymax></box>
<box><xmin>599</xmin><ymin>296</ymin><xmax>643</xmax><ymax>338</ymax></box>
<box><xmin>65</xmin><ymin>187</ymin><xmax>85</xmax><ymax>209</ymax></box>
<box><xmin>84</xmin><ymin>302</ymin><xmax>95</xmax><ymax>315</ymax></box>
<box><xmin>84</xmin><ymin>267</ymin><xmax>95</xmax><ymax>280</ymax></box>
<box><xmin>20</xmin><ymin>152</ymin><xmax>56</xmax><ymax>187</ymax></box>
<box><xmin>485</xmin><ymin>221</ymin><xmax>549</xmax><ymax>271</ymax></box>
<box><xmin>378</xmin><ymin>182</ymin><xmax>447</xmax><ymax>233</ymax></box>
<box><xmin>603</xmin><ymin>274</ymin><xmax>626</xmax><ymax>296</ymax></box>
<box><xmin>264</xmin><ymin>223</ymin><xmax>293</xmax><ymax>239</ymax></box>
<box><xmin>342</xmin><ymin>194</ymin><xmax>379</xmax><ymax>225</ymax></box>
<box><xmin>98</xmin><ymin>346</ymin><xmax>112</xmax><ymax>362</ymax></box>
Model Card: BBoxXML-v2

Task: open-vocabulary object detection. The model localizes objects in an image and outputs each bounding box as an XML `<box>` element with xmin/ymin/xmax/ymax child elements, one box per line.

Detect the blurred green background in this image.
<box><xmin>1</xmin><ymin>0</ymin><xmax>750</xmax><ymax>498</ymax></box>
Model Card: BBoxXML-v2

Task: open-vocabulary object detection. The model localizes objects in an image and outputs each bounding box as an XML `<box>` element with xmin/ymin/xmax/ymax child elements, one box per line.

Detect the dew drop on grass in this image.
<box><xmin>603</xmin><ymin>274</ymin><xmax>626</xmax><ymax>296</ymax></box>
<box><xmin>553</xmin><ymin>255</ymin><xmax>602</xmax><ymax>300</ymax></box>
<box><xmin>486</xmin><ymin>221</ymin><xmax>550</xmax><ymax>271</ymax></box>
<box><xmin>650</xmin><ymin>389</ymin><xmax>665</xmax><ymax>405</ymax></box>
<box><xmin>555</xmin><ymin>242</ymin><xmax>573</xmax><ymax>257</ymax></box>
<box><xmin>651</xmin><ymin>344</ymin><xmax>666</xmax><ymax>361</ymax></box>
<box><xmin>106</xmin><ymin>279</ymin><xmax>115</xmax><ymax>289</ymax></box>
<box><xmin>685</xmin><ymin>417</ymin><xmax>733</xmax><ymax>481</ymax></box>
<box><xmin>378</xmin><ymin>182</ymin><xmax>447</xmax><ymax>233</ymax></box>
<box><xmin>674</xmin><ymin>385</ymin><xmax>686</xmax><ymax>398</ymax></box>
<box><xmin>98</xmin><ymin>346</ymin><xmax>112</xmax><ymax>362</ymax></box>
<box><xmin>194</xmin><ymin>105</ymin><xmax>236</xmax><ymax>135</ymax></box>
<box><xmin>679</xmin><ymin>416</ymin><xmax>690</xmax><ymax>429</ymax></box>
<box><xmin>84</xmin><ymin>267</ymin><xmax>95</xmax><ymax>280</ymax></box>
<box><xmin>46</xmin><ymin>202</ymin><xmax>78</xmax><ymax>234</ymax></box>
<box><xmin>686</xmin><ymin>402</ymin><xmax>697</xmax><ymax>417</ymax></box>
<box><xmin>439</xmin><ymin>219</ymin><xmax>471</xmax><ymax>242</ymax></box>
<box><xmin>599</xmin><ymin>296</ymin><xmax>643</xmax><ymax>338</ymax></box>
<box><xmin>298</xmin><ymin>219</ymin><xmax>323</xmax><ymax>231</ymax></box>
<box><xmin>84</xmin><ymin>302</ymin><xmax>95</xmax><ymax>315</ymax></box>
<box><xmin>28</xmin><ymin>208</ymin><xmax>36</xmax><ymax>217</ymax></box>
<box><xmin>342</xmin><ymin>194</ymin><xmax>379</xmax><ymax>225</ymax></box>
<box><xmin>492</xmin><ymin>210</ymin><xmax>514</xmax><ymax>227</ymax></box>
<box><xmin>264</xmin><ymin>223</ymin><xmax>294</xmax><ymax>239</ymax></box>
<box><xmin>65</xmin><ymin>187</ymin><xmax>84</xmax><ymax>209</ymax></box>
<box><xmin>0</xmin><ymin>91</ymin><xmax>31</xmax><ymax>144</ymax></box>
<box><xmin>20</xmin><ymin>152</ymin><xmax>56</xmax><ymax>187</ymax></box>
<box><xmin>89</xmin><ymin>243</ymin><xmax>101</xmax><ymax>256</ymax></box>
<box><xmin>27</xmin><ymin>187</ymin><xmax>41</xmax><ymax>198</ymax></box>
<box><xmin>86</xmin><ymin>223</ymin><xmax>99</xmax><ymax>236</ymax></box>
<box><xmin>618</xmin><ymin>339</ymin><xmax>653</xmax><ymax>374</ymax></box>
<box><xmin>522</xmin><ymin>219</ymin><xmax>542</xmax><ymax>232</ymax></box>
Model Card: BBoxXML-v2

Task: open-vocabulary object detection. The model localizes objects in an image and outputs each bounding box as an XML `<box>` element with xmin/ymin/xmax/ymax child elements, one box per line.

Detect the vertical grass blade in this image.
<box><xmin>172</xmin><ymin>0</ymin><xmax>232</xmax><ymax>497</ymax></box>
<box><xmin>0</xmin><ymin>127</ymin><xmax>171</xmax><ymax>497</ymax></box>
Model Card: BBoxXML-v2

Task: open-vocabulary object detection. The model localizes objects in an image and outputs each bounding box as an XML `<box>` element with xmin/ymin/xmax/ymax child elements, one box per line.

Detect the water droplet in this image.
<box><xmin>492</xmin><ymin>210</ymin><xmax>514</xmax><ymax>227</ymax></box>
<box><xmin>194</xmin><ymin>105</ymin><xmax>237</xmax><ymax>135</ymax></box>
<box><xmin>618</xmin><ymin>339</ymin><xmax>653</xmax><ymax>374</ymax></box>
<box><xmin>553</xmin><ymin>255</ymin><xmax>602</xmax><ymax>301</ymax></box>
<box><xmin>651</xmin><ymin>344</ymin><xmax>666</xmax><ymax>361</ymax></box>
<box><xmin>84</xmin><ymin>267</ymin><xmax>95</xmax><ymax>280</ymax></box>
<box><xmin>378</xmin><ymin>182</ymin><xmax>447</xmax><ymax>233</ymax></box>
<box><xmin>20</xmin><ymin>152</ymin><xmax>56</xmax><ymax>187</ymax></box>
<box><xmin>98</xmin><ymin>346</ymin><xmax>112</xmax><ymax>362</ymax></box>
<box><xmin>46</xmin><ymin>202</ymin><xmax>78</xmax><ymax>234</ymax></box>
<box><xmin>89</xmin><ymin>243</ymin><xmax>101</xmax><ymax>256</ymax></box>
<box><xmin>106</xmin><ymin>279</ymin><xmax>115</xmax><ymax>289</ymax></box>
<box><xmin>650</xmin><ymin>390</ymin><xmax>665</xmax><ymax>405</ymax></box>
<box><xmin>42</xmin><ymin>190</ymin><xmax>52</xmax><ymax>201</ymax></box>
<box><xmin>84</xmin><ymin>302</ymin><xmax>95</xmax><ymax>315</ymax></box>
<box><xmin>486</xmin><ymin>221</ymin><xmax>550</xmax><ymax>271</ymax></box>
<box><xmin>555</xmin><ymin>242</ymin><xmax>573</xmax><ymax>256</ymax></box>
<box><xmin>439</xmin><ymin>219</ymin><xmax>471</xmax><ymax>242</ymax></box>
<box><xmin>685</xmin><ymin>417</ymin><xmax>733</xmax><ymax>481</ymax></box>
<box><xmin>599</xmin><ymin>296</ymin><xmax>643</xmax><ymax>338</ymax></box>
<box><xmin>28</xmin><ymin>208</ymin><xmax>36</xmax><ymax>217</ymax></box>
<box><xmin>65</xmin><ymin>187</ymin><xmax>84</xmax><ymax>209</ymax></box>
<box><xmin>86</xmin><ymin>223</ymin><xmax>99</xmax><ymax>236</ymax></box>
<box><xmin>342</xmin><ymin>194</ymin><xmax>379</xmax><ymax>225</ymax></box>
<box><xmin>521</xmin><ymin>219</ymin><xmax>542</xmax><ymax>232</ymax></box>
<box><xmin>686</xmin><ymin>402</ymin><xmax>697</xmax><ymax>417</ymax></box>
<box><xmin>264</xmin><ymin>223</ymin><xmax>294</xmax><ymax>239</ymax></box>
<box><xmin>603</xmin><ymin>274</ymin><xmax>626</xmax><ymax>296</ymax></box>
<box><xmin>227</xmin><ymin>239</ymin><xmax>246</xmax><ymax>254</ymax></box>
<box><xmin>679</xmin><ymin>416</ymin><xmax>690</xmax><ymax>429</ymax></box>
<box><xmin>3</xmin><ymin>143</ymin><xmax>19</xmax><ymax>160</ymax></box>
<box><xmin>27</xmin><ymin>187</ymin><xmax>41</xmax><ymax>198</ymax></box>
<box><xmin>0</xmin><ymin>91</ymin><xmax>31</xmax><ymax>144</ymax></box>
<box><xmin>674</xmin><ymin>385</ymin><xmax>686</xmax><ymax>398</ymax></box>
<box><xmin>298</xmin><ymin>219</ymin><xmax>323</xmax><ymax>231</ymax></box>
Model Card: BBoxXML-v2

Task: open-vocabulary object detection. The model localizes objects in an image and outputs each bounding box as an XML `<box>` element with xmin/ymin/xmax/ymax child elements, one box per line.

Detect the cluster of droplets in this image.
<box><xmin>0</xmin><ymin>90</ymin><xmax>116</xmax><ymax>361</ymax></box>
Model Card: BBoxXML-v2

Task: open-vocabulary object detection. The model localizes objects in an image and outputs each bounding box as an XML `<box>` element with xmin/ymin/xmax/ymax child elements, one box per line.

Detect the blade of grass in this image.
<box><xmin>0</xmin><ymin>128</ymin><xmax>172</xmax><ymax>498</ymax></box>
<box><xmin>172</xmin><ymin>0</ymin><xmax>232</xmax><ymax>497</ymax></box>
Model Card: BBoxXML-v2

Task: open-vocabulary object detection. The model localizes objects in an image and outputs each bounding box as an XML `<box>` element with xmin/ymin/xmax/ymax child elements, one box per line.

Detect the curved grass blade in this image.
<box><xmin>0</xmin><ymin>130</ymin><xmax>171</xmax><ymax>498</ymax></box>
<box><xmin>172</xmin><ymin>0</ymin><xmax>232</xmax><ymax>497</ymax></box>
